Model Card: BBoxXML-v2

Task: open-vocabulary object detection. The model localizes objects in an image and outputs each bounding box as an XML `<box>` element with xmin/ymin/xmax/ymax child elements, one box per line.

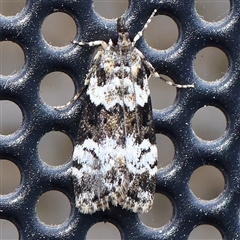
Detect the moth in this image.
<box><xmin>68</xmin><ymin>9</ymin><xmax>194</xmax><ymax>214</ymax></box>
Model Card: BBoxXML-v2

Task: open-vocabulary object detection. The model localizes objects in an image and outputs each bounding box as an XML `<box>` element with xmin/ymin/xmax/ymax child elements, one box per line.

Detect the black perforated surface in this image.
<box><xmin>0</xmin><ymin>0</ymin><xmax>240</xmax><ymax>239</ymax></box>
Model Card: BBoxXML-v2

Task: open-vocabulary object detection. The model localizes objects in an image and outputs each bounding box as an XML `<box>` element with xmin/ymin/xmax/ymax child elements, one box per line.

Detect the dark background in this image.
<box><xmin>0</xmin><ymin>0</ymin><xmax>232</xmax><ymax>239</ymax></box>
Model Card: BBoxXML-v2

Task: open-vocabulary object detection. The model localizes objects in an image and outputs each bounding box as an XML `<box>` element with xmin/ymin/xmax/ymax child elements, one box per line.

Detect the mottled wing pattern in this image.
<box><xmin>122</xmin><ymin>49</ymin><xmax>157</xmax><ymax>212</ymax></box>
<box><xmin>72</xmin><ymin>43</ymin><xmax>158</xmax><ymax>214</ymax></box>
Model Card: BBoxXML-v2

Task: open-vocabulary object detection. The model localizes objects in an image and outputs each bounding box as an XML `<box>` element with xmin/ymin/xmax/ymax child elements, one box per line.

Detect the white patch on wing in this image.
<box><xmin>86</xmin><ymin>68</ymin><xmax>149</xmax><ymax>111</ymax></box>
<box><xmin>72</xmin><ymin>136</ymin><xmax>158</xmax><ymax>214</ymax></box>
<box><xmin>73</xmin><ymin>136</ymin><xmax>157</xmax><ymax>176</ymax></box>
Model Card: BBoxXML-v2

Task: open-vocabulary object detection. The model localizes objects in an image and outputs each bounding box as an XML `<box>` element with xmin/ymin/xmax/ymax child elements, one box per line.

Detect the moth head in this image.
<box><xmin>110</xmin><ymin>17</ymin><xmax>134</xmax><ymax>46</ymax></box>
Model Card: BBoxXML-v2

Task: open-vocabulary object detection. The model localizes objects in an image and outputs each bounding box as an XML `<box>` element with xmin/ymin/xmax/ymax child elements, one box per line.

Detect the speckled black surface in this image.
<box><xmin>0</xmin><ymin>0</ymin><xmax>239</xmax><ymax>239</ymax></box>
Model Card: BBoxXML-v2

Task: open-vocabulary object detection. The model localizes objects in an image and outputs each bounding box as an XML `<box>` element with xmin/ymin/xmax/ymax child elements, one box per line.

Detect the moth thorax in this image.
<box><xmin>118</xmin><ymin>32</ymin><xmax>131</xmax><ymax>49</ymax></box>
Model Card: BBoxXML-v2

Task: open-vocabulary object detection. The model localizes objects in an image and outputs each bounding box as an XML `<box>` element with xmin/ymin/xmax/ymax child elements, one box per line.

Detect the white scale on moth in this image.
<box><xmin>58</xmin><ymin>8</ymin><xmax>194</xmax><ymax>214</ymax></box>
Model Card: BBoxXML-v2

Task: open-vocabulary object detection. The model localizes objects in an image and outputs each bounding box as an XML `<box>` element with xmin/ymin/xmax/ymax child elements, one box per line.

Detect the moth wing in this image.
<box><xmin>72</xmin><ymin>52</ymin><xmax>130</xmax><ymax>214</ymax></box>
<box><xmin>120</xmin><ymin>56</ymin><xmax>158</xmax><ymax>213</ymax></box>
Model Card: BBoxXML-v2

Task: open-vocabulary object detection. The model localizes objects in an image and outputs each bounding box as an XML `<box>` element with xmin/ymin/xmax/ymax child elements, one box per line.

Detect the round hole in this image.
<box><xmin>40</xmin><ymin>72</ymin><xmax>74</xmax><ymax>107</ymax></box>
<box><xmin>0</xmin><ymin>160</ymin><xmax>21</xmax><ymax>195</ymax></box>
<box><xmin>194</xmin><ymin>47</ymin><xmax>229</xmax><ymax>82</ymax></box>
<box><xmin>0</xmin><ymin>41</ymin><xmax>25</xmax><ymax>76</ymax></box>
<box><xmin>36</xmin><ymin>191</ymin><xmax>71</xmax><ymax>225</ymax></box>
<box><xmin>190</xmin><ymin>165</ymin><xmax>225</xmax><ymax>200</ymax></box>
<box><xmin>0</xmin><ymin>0</ymin><xmax>26</xmax><ymax>16</ymax></box>
<box><xmin>195</xmin><ymin>0</ymin><xmax>230</xmax><ymax>22</ymax></box>
<box><xmin>86</xmin><ymin>222</ymin><xmax>121</xmax><ymax>240</ymax></box>
<box><xmin>149</xmin><ymin>75</ymin><xmax>177</xmax><ymax>110</ymax></box>
<box><xmin>0</xmin><ymin>101</ymin><xmax>22</xmax><ymax>135</ymax></box>
<box><xmin>156</xmin><ymin>134</ymin><xmax>175</xmax><ymax>168</ymax></box>
<box><xmin>144</xmin><ymin>15</ymin><xmax>178</xmax><ymax>50</ymax></box>
<box><xmin>93</xmin><ymin>0</ymin><xmax>128</xmax><ymax>19</ymax></box>
<box><xmin>189</xmin><ymin>224</ymin><xmax>222</xmax><ymax>239</ymax></box>
<box><xmin>41</xmin><ymin>12</ymin><xmax>76</xmax><ymax>47</ymax></box>
<box><xmin>0</xmin><ymin>220</ymin><xmax>19</xmax><ymax>239</ymax></box>
<box><xmin>139</xmin><ymin>193</ymin><xmax>173</xmax><ymax>228</ymax></box>
<box><xmin>191</xmin><ymin>106</ymin><xmax>226</xmax><ymax>141</ymax></box>
<box><xmin>38</xmin><ymin>131</ymin><xmax>73</xmax><ymax>166</ymax></box>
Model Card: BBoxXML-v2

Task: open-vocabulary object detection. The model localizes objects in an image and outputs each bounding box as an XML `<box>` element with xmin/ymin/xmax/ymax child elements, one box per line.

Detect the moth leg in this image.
<box><xmin>132</xmin><ymin>8</ymin><xmax>193</xmax><ymax>88</ymax></box>
<box><xmin>54</xmin><ymin>44</ymin><xmax>105</xmax><ymax>110</ymax></box>
<box><xmin>72</xmin><ymin>40</ymin><xmax>108</xmax><ymax>49</ymax></box>
<box><xmin>135</xmin><ymin>48</ymin><xmax>194</xmax><ymax>88</ymax></box>
<box><xmin>54</xmin><ymin>85</ymin><xmax>88</xmax><ymax>110</ymax></box>
<box><xmin>84</xmin><ymin>50</ymin><xmax>104</xmax><ymax>85</ymax></box>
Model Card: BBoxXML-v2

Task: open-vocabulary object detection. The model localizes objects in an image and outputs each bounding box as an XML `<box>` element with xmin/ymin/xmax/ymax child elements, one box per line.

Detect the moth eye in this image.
<box><xmin>103</xmin><ymin>118</ymin><xmax>108</xmax><ymax>124</ymax></box>
<box><xmin>113</xmin><ymin>108</ymin><xmax>119</xmax><ymax>114</ymax></box>
<box><xmin>87</xmin><ymin>132</ymin><xmax>93</xmax><ymax>138</ymax></box>
<box><xmin>110</xmin><ymin>32</ymin><xmax>118</xmax><ymax>45</ymax></box>
<box><xmin>128</xmin><ymin>31</ymin><xmax>135</xmax><ymax>42</ymax></box>
<box><xmin>144</xmin><ymin>133</ymin><xmax>150</xmax><ymax>139</ymax></box>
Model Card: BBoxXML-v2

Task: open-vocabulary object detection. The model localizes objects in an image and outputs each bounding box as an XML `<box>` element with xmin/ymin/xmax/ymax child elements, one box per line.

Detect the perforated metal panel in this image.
<box><xmin>0</xmin><ymin>0</ymin><xmax>240</xmax><ymax>239</ymax></box>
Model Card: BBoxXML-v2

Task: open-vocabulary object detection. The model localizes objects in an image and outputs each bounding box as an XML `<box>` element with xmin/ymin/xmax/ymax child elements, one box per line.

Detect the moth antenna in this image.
<box><xmin>132</xmin><ymin>9</ymin><xmax>158</xmax><ymax>46</ymax></box>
